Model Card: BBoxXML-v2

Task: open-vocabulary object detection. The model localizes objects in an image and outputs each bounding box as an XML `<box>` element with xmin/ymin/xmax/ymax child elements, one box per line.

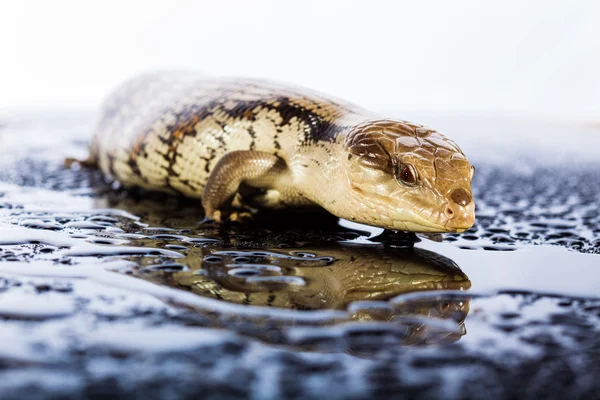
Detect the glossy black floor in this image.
<box><xmin>0</xmin><ymin>115</ymin><xmax>599</xmax><ymax>399</ymax></box>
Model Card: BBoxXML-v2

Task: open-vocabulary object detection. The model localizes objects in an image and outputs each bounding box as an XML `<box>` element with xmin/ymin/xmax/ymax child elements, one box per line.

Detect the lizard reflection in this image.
<box><xmin>139</xmin><ymin>243</ymin><xmax>471</xmax><ymax>348</ymax></box>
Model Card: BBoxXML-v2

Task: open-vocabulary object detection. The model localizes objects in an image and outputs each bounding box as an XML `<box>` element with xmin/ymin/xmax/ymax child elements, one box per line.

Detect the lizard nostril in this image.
<box><xmin>451</xmin><ymin>188</ymin><xmax>472</xmax><ymax>207</ymax></box>
<box><xmin>444</xmin><ymin>207</ymin><xmax>454</xmax><ymax>219</ymax></box>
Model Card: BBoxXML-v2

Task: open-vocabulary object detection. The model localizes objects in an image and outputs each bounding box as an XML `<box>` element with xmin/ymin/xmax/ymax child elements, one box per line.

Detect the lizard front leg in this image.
<box><xmin>202</xmin><ymin>150</ymin><xmax>288</xmax><ymax>222</ymax></box>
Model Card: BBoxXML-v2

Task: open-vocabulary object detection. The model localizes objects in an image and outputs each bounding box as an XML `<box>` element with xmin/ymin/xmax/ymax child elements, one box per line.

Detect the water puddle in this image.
<box><xmin>0</xmin><ymin>114</ymin><xmax>599</xmax><ymax>398</ymax></box>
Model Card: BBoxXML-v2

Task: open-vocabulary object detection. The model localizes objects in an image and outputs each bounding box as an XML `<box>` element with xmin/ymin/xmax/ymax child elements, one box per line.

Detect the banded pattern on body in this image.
<box><xmin>90</xmin><ymin>71</ymin><xmax>476</xmax><ymax>232</ymax></box>
<box><xmin>95</xmin><ymin>73</ymin><xmax>354</xmax><ymax>197</ymax></box>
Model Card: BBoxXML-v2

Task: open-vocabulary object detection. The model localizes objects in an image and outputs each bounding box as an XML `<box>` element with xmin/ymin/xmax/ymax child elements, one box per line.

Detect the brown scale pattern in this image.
<box><xmin>89</xmin><ymin>71</ymin><xmax>474</xmax><ymax>232</ymax></box>
<box><xmin>344</xmin><ymin>119</ymin><xmax>470</xmax><ymax>198</ymax></box>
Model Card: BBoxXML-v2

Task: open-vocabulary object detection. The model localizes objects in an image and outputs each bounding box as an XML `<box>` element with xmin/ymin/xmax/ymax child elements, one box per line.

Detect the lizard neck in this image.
<box><xmin>287</xmin><ymin>117</ymin><xmax>366</xmax><ymax>213</ymax></box>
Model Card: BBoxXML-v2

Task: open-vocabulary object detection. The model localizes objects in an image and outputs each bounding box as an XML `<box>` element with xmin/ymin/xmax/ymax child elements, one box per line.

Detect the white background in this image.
<box><xmin>1</xmin><ymin>0</ymin><xmax>599</xmax><ymax>121</ymax></box>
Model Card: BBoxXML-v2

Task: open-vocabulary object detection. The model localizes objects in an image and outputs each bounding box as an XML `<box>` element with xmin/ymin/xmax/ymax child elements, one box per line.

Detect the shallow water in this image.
<box><xmin>0</xmin><ymin>113</ymin><xmax>599</xmax><ymax>399</ymax></box>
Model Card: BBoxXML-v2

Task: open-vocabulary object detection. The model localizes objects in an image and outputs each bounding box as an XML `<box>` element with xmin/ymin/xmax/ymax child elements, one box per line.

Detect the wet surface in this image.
<box><xmin>0</xmin><ymin>113</ymin><xmax>599</xmax><ymax>399</ymax></box>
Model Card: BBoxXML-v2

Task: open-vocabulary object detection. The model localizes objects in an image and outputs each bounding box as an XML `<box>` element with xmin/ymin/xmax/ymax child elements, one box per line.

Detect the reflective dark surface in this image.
<box><xmin>0</xmin><ymin>114</ymin><xmax>599</xmax><ymax>399</ymax></box>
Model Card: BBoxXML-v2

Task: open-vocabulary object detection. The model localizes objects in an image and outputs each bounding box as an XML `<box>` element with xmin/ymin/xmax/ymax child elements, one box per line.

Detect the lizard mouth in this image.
<box><xmin>350</xmin><ymin>184</ymin><xmax>467</xmax><ymax>232</ymax></box>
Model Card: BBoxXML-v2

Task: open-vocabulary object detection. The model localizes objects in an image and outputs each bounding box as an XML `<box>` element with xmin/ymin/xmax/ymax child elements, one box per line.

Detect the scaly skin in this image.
<box><xmin>89</xmin><ymin>71</ymin><xmax>475</xmax><ymax>232</ymax></box>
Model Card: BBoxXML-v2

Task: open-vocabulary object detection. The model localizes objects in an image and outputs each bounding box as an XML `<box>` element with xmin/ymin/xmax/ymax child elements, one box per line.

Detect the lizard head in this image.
<box><xmin>340</xmin><ymin>119</ymin><xmax>475</xmax><ymax>233</ymax></box>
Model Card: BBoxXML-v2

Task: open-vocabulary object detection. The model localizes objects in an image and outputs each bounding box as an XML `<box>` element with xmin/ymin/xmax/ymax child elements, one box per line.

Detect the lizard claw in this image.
<box><xmin>200</xmin><ymin>209</ymin><xmax>254</xmax><ymax>226</ymax></box>
<box><xmin>199</xmin><ymin>209</ymin><xmax>222</xmax><ymax>226</ymax></box>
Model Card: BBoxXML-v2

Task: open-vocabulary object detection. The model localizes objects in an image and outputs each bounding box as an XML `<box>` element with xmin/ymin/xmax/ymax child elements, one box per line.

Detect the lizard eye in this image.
<box><xmin>395</xmin><ymin>163</ymin><xmax>418</xmax><ymax>186</ymax></box>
